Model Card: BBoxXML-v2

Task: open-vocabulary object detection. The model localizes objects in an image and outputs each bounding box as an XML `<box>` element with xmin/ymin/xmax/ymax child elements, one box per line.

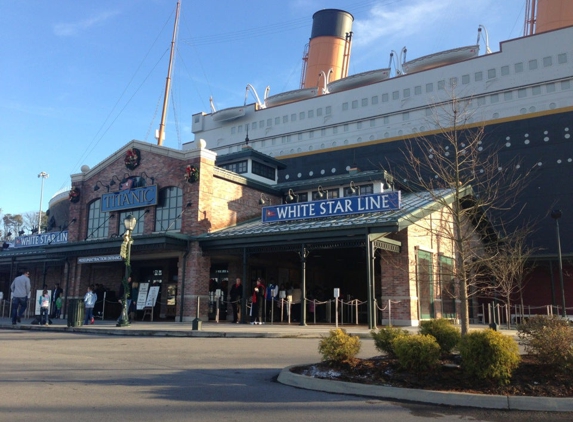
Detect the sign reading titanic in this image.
<box><xmin>262</xmin><ymin>191</ymin><xmax>401</xmax><ymax>223</ymax></box>
<box><xmin>101</xmin><ymin>185</ymin><xmax>158</xmax><ymax>212</ymax></box>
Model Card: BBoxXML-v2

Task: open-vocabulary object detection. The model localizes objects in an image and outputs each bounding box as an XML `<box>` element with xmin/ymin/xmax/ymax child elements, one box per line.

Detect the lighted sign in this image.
<box><xmin>101</xmin><ymin>185</ymin><xmax>157</xmax><ymax>212</ymax></box>
<box><xmin>261</xmin><ymin>191</ymin><xmax>401</xmax><ymax>223</ymax></box>
<box><xmin>14</xmin><ymin>231</ymin><xmax>68</xmax><ymax>248</ymax></box>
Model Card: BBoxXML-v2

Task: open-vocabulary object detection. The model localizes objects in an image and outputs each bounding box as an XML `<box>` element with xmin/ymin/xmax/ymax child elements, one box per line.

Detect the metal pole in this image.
<box><xmin>37</xmin><ymin>172</ymin><xmax>49</xmax><ymax>233</ymax></box>
<box><xmin>299</xmin><ymin>245</ymin><xmax>308</xmax><ymax>326</ymax></box>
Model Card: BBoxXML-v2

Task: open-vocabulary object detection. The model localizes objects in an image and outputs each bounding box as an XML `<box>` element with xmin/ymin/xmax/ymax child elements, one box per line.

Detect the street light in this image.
<box><xmin>117</xmin><ymin>214</ymin><xmax>137</xmax><ymax>327</ymax></box>
<box><xmin>551</xmin><ymin>210</ymin><xmax>566</xmax><ymax>318</ymax></box>
<box><xmin>37</xmin><ymin>172</ymin><xmax>49</xmax><ymax>234</ymax></box>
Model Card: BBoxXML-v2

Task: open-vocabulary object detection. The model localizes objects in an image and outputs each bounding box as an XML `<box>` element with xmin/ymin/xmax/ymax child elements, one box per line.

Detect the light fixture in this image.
<box><xmin>124</xmin><ymin>214</ymin><xmax>137</xmax><ymax>231</ymax></box>
<box><xmin>93</xmin><ymin>180</ymin><xmax>109</xmax><ymax>192</ymax></box>
<box><xmin>317</xmin><ymin>186</ymin><xmax>327</xmax><ymax>199</ymax></box>
<box><xmin>31</xmin><ymin>227</ymin><xmax>38</xmax><ymax>234</ymax></box>
<box><xmin>18</xmin><ymin>230</ymin><xmax>25</xmax><ymax>236</ymax></box>
<box><xmin>109</xmin><ymin>175</ymin><xmax>120</xmax><ymax>186</ymax></box>
<box><xmin>551</xmin><ymin>209</ymin><xmax>566</xmax><ymax>318</ymax></box>
<box><xmin>140</xmin><ymin>171</ymin><xmax>155</xmax><ymax>185</ymax></box>
<box><xmin>349</xmin><ymin>181</ymin><xmax>359</xmax><ymax>195</ymax></box>
<box><xmin>259</xmin><ymin>193</ymin><xmax>270</xmax><ymax>205</ymax></box>
<box><xmin>285</xmin><ymin>189</ymin><xmax>298</xmax><ymax>203</ymax></box>
<box><xmin>7</xmin><ymin>231</ymin><xmax>12</xmax><ymax>238</ymax></box>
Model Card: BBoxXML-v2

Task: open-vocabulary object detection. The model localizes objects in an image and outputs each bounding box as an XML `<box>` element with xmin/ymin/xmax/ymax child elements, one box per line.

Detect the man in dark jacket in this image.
<box><xmin>229</xmin><ymin>278</ymin><xmax>242</xmax><ymax>323</ymax></box>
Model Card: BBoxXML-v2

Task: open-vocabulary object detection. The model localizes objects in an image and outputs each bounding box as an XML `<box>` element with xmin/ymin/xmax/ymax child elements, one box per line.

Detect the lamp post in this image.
<box><xmin>37</xmin><ymin>172</ymin><xmax>49</xmax><ymax>234</ymax></box>
<box><xmin>117</xmin><ymin>214</ymin><xmax>137</xmax><ymax>327</ymax></box>
<box><xmin>551</xmin><ymin>210</ymin><xmax>566</xmax><ymax>318</ymax></box>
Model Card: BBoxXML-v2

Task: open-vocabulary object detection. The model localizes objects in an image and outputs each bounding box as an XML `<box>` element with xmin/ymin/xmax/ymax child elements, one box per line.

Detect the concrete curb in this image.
<box><xmin>278</xmin><ymin>365</ymin><xmax>573</xmax><ymax>412</ymax></box>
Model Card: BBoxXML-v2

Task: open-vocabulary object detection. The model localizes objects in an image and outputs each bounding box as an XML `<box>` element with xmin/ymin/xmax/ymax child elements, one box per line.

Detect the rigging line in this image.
<box><xmin>64</xmin><ymin>11</ymin><xmax>177</xmax><ymax>183</ymax></box>
<box><xmin>171</xmin><ymin>92</ymin><xmax>182</xmax><ymax>149</ymax></box>
<box><xmin>145</xmin><ymin>92</ymin><xmax>164</xmax><ymax>143</ymax></box>
<box><xmin>78</xmin><ymin>48</ymin><xmax>171</xmax><ymax>172</ymax></box>
<box><xmin>176</xmin><ymin>42</ymin><xmax>211</xmax><ymax>112</ymax></box>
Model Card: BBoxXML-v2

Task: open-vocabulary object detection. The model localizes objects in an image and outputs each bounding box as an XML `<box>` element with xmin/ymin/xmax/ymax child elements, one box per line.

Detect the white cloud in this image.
<box><xmin>53</xmin><ymin>11</ymin><xmax>119</xmax><ymax>37</ymax></box>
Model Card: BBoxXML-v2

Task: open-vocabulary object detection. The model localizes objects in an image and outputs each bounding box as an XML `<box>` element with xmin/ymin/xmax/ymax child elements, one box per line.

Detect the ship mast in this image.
<box><xmin>157</xmin><ymin>0</ymin><xmax>181</xmax><ymax>146</ymax></box>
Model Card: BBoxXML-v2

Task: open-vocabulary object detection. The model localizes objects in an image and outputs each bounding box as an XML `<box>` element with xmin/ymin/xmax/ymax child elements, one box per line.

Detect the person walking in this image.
<box><xmin>83</xmin><ymin>285</ymin><xmax>96</xmax><ymax>325</ymax></box>
<box><xmin>229</xmin><ymin>278</ymin><xmax>242</xmax><ymax>323</ymax></box>
<box><xmin>38</xmin><ymin>289</ymin><xmax>50</xmax><ymax>325</ymax></box>
<box><xmin>10</xmin><ymin>271</ymin><xmax>31</xmax><ymax>325</ymax></box>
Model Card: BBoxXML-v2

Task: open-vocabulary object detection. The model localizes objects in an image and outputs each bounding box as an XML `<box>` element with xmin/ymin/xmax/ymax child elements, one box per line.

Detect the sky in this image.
<box><xmin>0</xmin><ymin>0</ymin><xmax>527</xmax><ymax>223</ymax></box>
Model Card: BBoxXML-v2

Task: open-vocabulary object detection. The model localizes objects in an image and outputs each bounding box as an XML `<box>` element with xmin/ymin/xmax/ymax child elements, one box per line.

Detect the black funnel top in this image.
<box><xmin>311</xmin><ymin>9</ymin><xmax>354</xmax><ymax>39</ymax></box>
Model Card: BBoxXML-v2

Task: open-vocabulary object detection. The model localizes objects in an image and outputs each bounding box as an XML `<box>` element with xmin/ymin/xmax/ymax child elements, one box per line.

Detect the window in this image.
<box><xmin>252</xmin><ymin>121</ymin><xmax>257</xmax><ymax>130</ymax></box>
<box><xmin>252</xmin><ymin>161</ymin><xmax>275</xmax><ymax>180</ymax></box>
<box><xmin>221</xmin><ymin>160</ymin><xmax>247</xmax><ymax>174</ymax></box>
<box><xmin>439</xmin><ymin>256</ymin><xmax>456</xmax><ymax>318</ymax></box>
<box><xmin>501</xmin><ymin>65</ymin><xmax>509</xmax><ymax>76</ymax></box>
<box><xmin>345</xmin><ymin>123</ymin><xmax>350</xmax><ymax>131</ymax></box>
<box><xmin>282</xmin><ymin>115</ymin><xmax>288</xmax><ymax>124</ymax></box>
<box><xmin>317</xmin><ymin>108</ymin><xmax>323</xmax><ymax>116</ymax></box>
<box><xmin>86</xmin><ymin>199</ymin><xmax>109</xmax><ymax>240</ymax></box>
<box><xmin>417</xmin><ymin>249</ymin><xmax>434</xmax><ymax>319</ymax></box>
<box><xmin>461</xmin><ymin>74</ymin><xmax>470</xmax><ymax>84</ymax></box>
<box><xmin>490</xmin><ymin>93</ymin><xmax>499</xmax><ymax>103</ymax></box>
<box><xmin>291</xmin><ymin>113</ymin><xmax>296</xmax><ymax>122</ymax></box>
<box><xmin>403</xmin><ymin>88</ymin><xmax>410</xmax><ymax>98</ymax></box>
<box><xmin>438</xmin><ymin>80</ymin><xmax>445</xmax><ymax>90</ymax></box>
<box><xmin>299</xmin><ymin>112</ymin><xmax>305</xmax><ymax>120</ymax></box>
<box><xmin>372</xmin><ymin>95</ymin><xmax>379</xmax><ymax>104</ymax></box>
<box><xmin>360</xmin><ymin>184</ymin><xmax>373</xmax><ymax>195</ymax></box>
<box><xmin>558</xmin><ymin>53</ymin><xmax>567</xmax><ymax>64</ymax></box>
<box><xmin>532</xmin><ymin>85</ymin><xmax>541</xmax><ymax>95</ymax></box>
<box><xmin>382</xmin><ymin>93</ymin><xmax>389</xmax><ymax>102</ymax></box>
<box><xmin>274</xmin><ymin>117</ymin><xmax>280</xmax><ymax>125</ymax></box>
<box><xmin>514</xmin><ymin>63</ymin><xmax>523</xmax><ymax>73</ymax></box>
<box><xmin>155</xmin><ymin>187</ymin><xmax>183</xmax><ymax>232</ymax></box>
<box><xmin>383</xmin><ymin>116</ymin><xmax>390</xmax><ymax>124</ymax></box>
<box><xmin>308</xmin><ymin>109</ymin><xmax>314</xmax><ymax>118</ymax></box>
<box><xmin>414</xmin><ymin>85</ymin><xmax>422</xmax><ymax>95</ymax></box>
<box><xmin>402</xmin><ymin>112</ymin><xmax>410</xmax><ymax>121</ymax></box>
<box><xmin>361</xmin><ymin>98</ymin><xmax>368</xmax><ymax>107</ymax></box>
<box><xmin>297</xmin><ymin>192</ymin><xmax>308</xmax><ymax>202</ymax></box>
<box><xmin>477</xmin><ymin>97</ymin><xmax>486</xmax><ymax>106</ymax></box>
<box><xmin>474</xmin><ymin>71</ymin><xmax>483</xmax><ymax>81</ymax></box>
<box><xmin>546</xmin><ymin>83</ymin><xmax>555</xmax><ymax>93</ymax></box>
<box><xmin>259</xmin><ymin>120</ymin><xmax>265</xmax><ymax>128</ymax></box>
<box><xmin>325</xmin><ymin>106</ymin><xmax>331</xmax><ymax>115</ymax></box>
<box><xmin>392</xmin><ymin>90</ymin><xmax>399</xmax><ymax>100</ymax></box>
<box><xmin>266</xmin><ymin>118</ymin><xmax>272</xmax><ymax>127</ymax></box>
<box><xmin>543</xmin><ymin>56</ymin><xmax>552</xmax><ymax>67</ymax></box>
<box><xmin>352</xmin><ymin>100</ymin><xmax>358</xmax><ymax>109</ymax></box>
<box><xmin>518</xmin><ymin>88</ymin><xmax>527</xmax><ymax>98</ymax></box>
<box><xmin>504</xmin><ymin>91</ymin><xmax>513</xmax><ymax>101</ymax></box>
<box><xmin>561</xmin><ymin>80</ymin><xmax>571</xmax><ymax>90</ymax></box>
<box><xmin>119</xmin><ymin>210</ymin><xmax>145</xmax><ymax>236</ymax></box>
<box><xmin>528</xmin><ymin>59</ymin><xmax>538</xmax><ymax>70</ymax></box>
<box><xmin>487</xmin><ymin>68</ymin><xmax>496</xmax><ymax>79</ymax></box>
<box><xmin>369</xmin><ymin>119</ymin><xmax>376</xmax><ymax>127</ymax></box>
<box><xmin>342</xmin><ymin>102</ymin><xmax>349</xmax><ymax>111</ymax></box>
<box><xmin>426</xmin><ymin>83</ymin><xmax>433</xmax><ymax>93</ymax></box>
<box><xmin>333</xmin><ymin>126</ymin><xmax>338</xmax><ymax>134</ymax></box>
<box><xmin>450</xmin><ymin>77</ymin><xmax>457</xmax><ymax>88</ymax></box>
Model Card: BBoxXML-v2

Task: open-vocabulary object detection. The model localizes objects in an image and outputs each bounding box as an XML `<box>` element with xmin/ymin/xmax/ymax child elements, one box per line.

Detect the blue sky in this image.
<box><xmin>0</xmin><ymin>0</ymin><xmax>526</xmax><ymax>222</ymax></box>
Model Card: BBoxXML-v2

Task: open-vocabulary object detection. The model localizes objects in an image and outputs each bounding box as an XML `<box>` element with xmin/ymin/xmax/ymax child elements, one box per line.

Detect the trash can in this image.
<box><xmin>67</xmin><ymin>299</ymin><xmax>84</xmax><ymax>327</ymax></box>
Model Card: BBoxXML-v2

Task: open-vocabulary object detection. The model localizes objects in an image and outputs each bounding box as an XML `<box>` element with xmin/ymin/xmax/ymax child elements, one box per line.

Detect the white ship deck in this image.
<box><xmin>188</xmin><ymin>26</ymin><xmax>573</xmax><ymax>159</ymax></box>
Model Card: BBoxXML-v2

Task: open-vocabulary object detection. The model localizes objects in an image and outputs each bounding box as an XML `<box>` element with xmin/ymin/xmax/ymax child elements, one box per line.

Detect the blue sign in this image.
<box><xmin>14</xmin><ymin>231</ymin><xmax>69</xmax><ymax>248</ymax></box>
<box><xmin>262</xmin><ymin>191</ymin><xmax>401</xmax><ymax>223</ymax></box>
<box><xmin>101</xmin><ymin>185</ymin><xmax>157</xmax><ymax>212</ymax></box>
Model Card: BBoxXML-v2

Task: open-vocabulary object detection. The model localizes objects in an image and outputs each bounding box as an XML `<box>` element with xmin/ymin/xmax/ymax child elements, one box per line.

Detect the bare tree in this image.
<box><xmin>2</xmin><ymin>214</ymin><xmax>24</xmax><ymax>240</ymax></box>
<box><xmin>395</xmin><ymin>95</ymin><xmax>535</xmax><ymax>335</ymax></box>
<box><xmin>483</xmin><ymin>225</ymin><xmax>537</xmax><ymax>329</ymax></box>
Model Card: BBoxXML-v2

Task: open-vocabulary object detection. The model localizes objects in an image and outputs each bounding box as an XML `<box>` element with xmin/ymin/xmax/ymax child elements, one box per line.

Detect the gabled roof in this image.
<box><xmin>197</xmin><ymin>188</ymin><xmax>465</xmax><ymax>250</ymax></box>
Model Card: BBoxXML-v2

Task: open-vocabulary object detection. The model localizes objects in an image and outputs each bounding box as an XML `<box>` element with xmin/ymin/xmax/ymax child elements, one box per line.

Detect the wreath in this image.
<box><xmin>69</xmin><ymin>187</ymin><xmax>81</xmax><ymax>203</ymax></box>
<box><xmin>124</xmin><ymin>148</ymin><xmax>141</xmax><ymax>170</ymax></box>
<box><xmin>184</xmin><ymin>164</ymin><xmax>200</xmax><ymax>183</ymax></box>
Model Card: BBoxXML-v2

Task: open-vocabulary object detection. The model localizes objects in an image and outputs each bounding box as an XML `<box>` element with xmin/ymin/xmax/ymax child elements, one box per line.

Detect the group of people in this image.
<box><xmin>10</xmin><ymin>271</ymin><xmax>64</xmax><ymax>326</ymax></box>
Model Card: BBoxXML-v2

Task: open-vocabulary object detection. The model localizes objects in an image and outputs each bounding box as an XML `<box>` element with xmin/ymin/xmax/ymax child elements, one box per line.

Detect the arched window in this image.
<box><xmin>86</xmin><ymin>199</ymin><xmax>109</xmax><ymax>240</ymax></box>
<box><xmin>155</xmin><ymin>187</ymin><xmax>183</xmax><ymax>232</ymax></box>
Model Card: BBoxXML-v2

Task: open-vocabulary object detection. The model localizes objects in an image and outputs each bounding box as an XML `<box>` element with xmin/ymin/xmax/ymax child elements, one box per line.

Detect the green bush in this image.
<box><xmin>370</xmin><ymin>326</ymin><xmax>410</xmax><ymax>358</ymax></box>
<box><xmin>517</xmin><ymin>315</ymin><xmax>573</xmax><ymax>370</ymax></box>
<box><xmin>458</xmin><ymin>329</ymin><xmax>521</xmax><ymax>385</ymax></box>
<box><xmin>392</xmin><ymin>334</ymin><xmax>441</xmax><ymax>374</ymax></box>
<box><xmin>318</xmin><ymin>328</ymin><xmax>361</xmax><ymax>365</ymax></box>
<box><xmin>419</xmin><ymin>319</ymin><xmax>461</xmax><ymax>355</ymax></box>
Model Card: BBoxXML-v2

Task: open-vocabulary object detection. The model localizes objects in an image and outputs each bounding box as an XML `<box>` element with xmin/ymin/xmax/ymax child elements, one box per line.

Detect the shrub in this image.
<box><xmin>392</xmin><ymin>334</ymin><xmax>441</xmax><ymax>374</ymax></box>
<box><xmin>419</xmin><ymin>319</ymin><xmax>461</xmax><ymax>355</ymax></box>
<box><xmin>458</xmin><ymin>329</ymin><xmax>521</xmax><ymax>385</ymax></box>
<box><xmin>517</xmin><ymin>315</ymin><xmax>573</xmax><ymax>369</ymax></box>
<box><xmin>370</xmin><ymin>326</ymin><xmax>410</xmax><ymax>358</ymax></box>
<box><xmin>318</xmin><ymin>328</ymin><xmax>361</xmax><ymax>365</ymax></box>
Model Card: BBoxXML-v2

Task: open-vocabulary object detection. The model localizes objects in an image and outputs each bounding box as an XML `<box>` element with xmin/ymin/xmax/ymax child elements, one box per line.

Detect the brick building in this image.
<box><xmin>1</xmin><ymin>139</ymin><xmax>476</xmax><ymax>327</ymax></box>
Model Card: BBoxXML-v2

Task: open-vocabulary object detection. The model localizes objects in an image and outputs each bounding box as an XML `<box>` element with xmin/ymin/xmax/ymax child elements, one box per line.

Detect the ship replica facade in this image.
<box><xmin>187</xmin><ymin>1</ymin><xmax>573</xmax><ymax>319</ymax></box>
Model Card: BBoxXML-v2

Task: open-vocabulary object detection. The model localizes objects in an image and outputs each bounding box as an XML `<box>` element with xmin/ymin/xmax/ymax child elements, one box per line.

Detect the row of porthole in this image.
<box><xmin>284</xmin><ymin>165</ymin><xmax>357</xmax><ymax>180</ymax></box>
